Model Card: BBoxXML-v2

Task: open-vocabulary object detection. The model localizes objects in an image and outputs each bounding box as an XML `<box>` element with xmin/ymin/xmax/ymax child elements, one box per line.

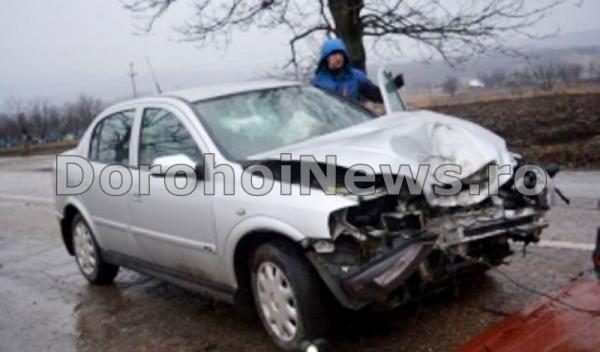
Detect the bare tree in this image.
<box><xmin>530</xmin><ymin>61</ymin><xmax>559</xmax><ymax>91</ymax></box>
<box><xmin>1</xmin><ymin>94</ymin><xmax>105</xmax><ymax>150</ymax></box>
<box><xmin>441</xmin><ymin>76</ymin><xmax>459</xmax><ymax>97</ymax></box>
<box><xmin>4</xmin><ymin>98</ymin><xmax>33</xmax><ymax>155</ymax></box>
<box><xmin>0</xmin><ymin>114</ymin><xmax>7</xmax><ymax>142</ymax></box>
<box><xmin>0</xmin><ymin>114</ymin><xmax>20</xmax><ymax>146</ymax></box>
<box><xmin>63</xmin><ymin>95</ymin><xmax>105</xmax><ymax>136</ymax></box>
<box><xmin>479</xmin><ymin>68</ymin><xmax>508</xmax><ymax>88</ymax></box>
<box><xmin>28</xmin><ymin>98</ymin><xmax>60</xmax><ymax>142</ymax></box>
<box><xmin>510</xmin><ymin>69</ymin><xmax>534</xmax><ymax>86</ymax></box>
<box><xmin>589</xmin><ymin>61</ymin><xmax>600</xmax><ymax>81</ymax></box>
<box><xmin>123</xmin><ymin>0</ymin><xmax>570</xmax><ymax>74</ymax></box>
<box><xmin>3</xmin><ymin>97</ymin><xmax>31</xmax><ymax>139</ymax></box>
<box><xmin>557</xmin><ymin>63</ymin><xmax>583</xmax><ymax>85</ymax></box>
<box><xmin>506</xmin><ymin>68</ymin><xmax>533</xmax><ymax>96</ymax></box>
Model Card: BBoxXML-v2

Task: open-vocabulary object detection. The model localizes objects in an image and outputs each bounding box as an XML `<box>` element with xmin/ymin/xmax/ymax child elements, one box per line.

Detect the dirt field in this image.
<box><xmin>428</xmin><ymin>93</ymin><xmax>600</xmax><ymax>168</ymax></box>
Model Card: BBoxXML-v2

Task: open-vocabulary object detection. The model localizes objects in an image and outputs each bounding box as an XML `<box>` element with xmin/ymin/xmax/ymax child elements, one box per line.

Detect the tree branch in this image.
<box><xmin>122</xmin><ymin>0</ymin><xmax>573</xmax><ymax>71</ymax></box>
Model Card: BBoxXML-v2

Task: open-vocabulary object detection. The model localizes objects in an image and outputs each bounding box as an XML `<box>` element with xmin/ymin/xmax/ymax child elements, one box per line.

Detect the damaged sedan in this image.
<box><xmin>54</xmin><ymin>74</ymin><xmax>556</xmax><ymax>351</ymax></box>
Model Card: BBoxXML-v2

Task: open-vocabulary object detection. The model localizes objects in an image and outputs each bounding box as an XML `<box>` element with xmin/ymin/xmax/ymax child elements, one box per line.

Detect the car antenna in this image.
<box><xmin>145</xmin><ymin>56</ymin><xmax>163</xmax><ymax>94</ymax></box>
<box><xmin>127</xmin><ymin>62</ymin><xmax>138</xmax><ymax>98</ymax></box>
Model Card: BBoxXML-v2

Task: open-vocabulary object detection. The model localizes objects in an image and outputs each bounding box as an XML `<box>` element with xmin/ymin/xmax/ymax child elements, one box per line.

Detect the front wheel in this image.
<box><xmin>72</xmin><ymin>214</ymin><xmax>119</xmax><ymax>285</ymax></box>
<box><xmin>251</xmin><ymin>241</ymin><xmax>332</xmax><ymax>351</ymax></box>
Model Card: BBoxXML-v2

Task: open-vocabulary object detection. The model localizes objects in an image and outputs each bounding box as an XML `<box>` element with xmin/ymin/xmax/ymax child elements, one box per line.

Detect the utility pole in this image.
<box><xmin>128</xmin><ymin>62</ymin><xmax>138</xmax><ymax>98</ymax></box>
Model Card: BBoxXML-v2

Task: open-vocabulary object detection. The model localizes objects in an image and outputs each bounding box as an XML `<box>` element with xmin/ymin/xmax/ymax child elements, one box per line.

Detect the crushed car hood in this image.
<box><xmin>249</xmin><ymin>110</ymin><xmax>516</xmax><ymax>206</ymax></box>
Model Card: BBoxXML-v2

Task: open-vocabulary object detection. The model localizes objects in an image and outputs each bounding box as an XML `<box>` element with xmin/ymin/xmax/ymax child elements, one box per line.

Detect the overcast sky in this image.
<box><xmin>1</xmin><ymin>0</ymin><xmax>599</xmax><ymax>104</ymax></box>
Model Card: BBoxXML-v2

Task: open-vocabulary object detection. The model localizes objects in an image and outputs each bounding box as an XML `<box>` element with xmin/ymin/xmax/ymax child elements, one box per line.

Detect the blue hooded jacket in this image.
<box><xmin>311</xmin><ymin>38</ymin><xmax>379</xmax><ymax>102</ymax></box>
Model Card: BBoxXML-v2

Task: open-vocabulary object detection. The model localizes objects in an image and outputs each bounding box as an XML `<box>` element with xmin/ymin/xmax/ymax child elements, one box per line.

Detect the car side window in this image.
<box><xmin>139</xmin><ymin>108</ymin><xmax>202</xmax><ymax>166</ymax></box>
<box><xmin>89</xmin><ymin>110</ymin><xmax>134</xmax><ymax>164</ymax></box>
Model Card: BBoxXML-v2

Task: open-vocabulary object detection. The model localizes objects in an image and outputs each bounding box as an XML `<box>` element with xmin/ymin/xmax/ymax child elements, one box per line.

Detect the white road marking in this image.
<box><xmin>0</xmin><ymin>194</ymin><xmax>53</xmax><ymax>204</ymax></box>
<box><xmin>537</xmin><ymin>240</ymin><xmax>595</xmax><ymax>251</ymax></box>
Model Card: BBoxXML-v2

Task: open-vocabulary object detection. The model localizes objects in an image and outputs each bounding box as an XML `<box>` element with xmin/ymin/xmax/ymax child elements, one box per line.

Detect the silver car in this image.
<box><xmin>54</xmin><ymin>75</ymin><xmax>552</xmax><ymax>350</ymax></box>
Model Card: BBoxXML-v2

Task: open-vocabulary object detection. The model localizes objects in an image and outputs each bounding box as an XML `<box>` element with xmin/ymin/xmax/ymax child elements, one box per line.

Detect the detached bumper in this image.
<box><xmin>341</xmin><ymin>240</ymin><xmax>434</xmax><ymax>300</ymax></box>
<box><xmin>307</xmin><ymin>236</ymin><xmax>436</xmax><ymax>310</ymax></box>
<box><xmin>308</xmin><ymin>209</ymin><xmax>547</xmax><ymax>309</ymax></box>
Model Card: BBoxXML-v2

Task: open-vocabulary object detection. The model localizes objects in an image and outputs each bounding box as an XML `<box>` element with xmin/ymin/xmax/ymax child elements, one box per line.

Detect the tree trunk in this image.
<box><xmin>328</xmin><ymin>0</ymin><xmax>366</xmax><ymax>72</ymax></box>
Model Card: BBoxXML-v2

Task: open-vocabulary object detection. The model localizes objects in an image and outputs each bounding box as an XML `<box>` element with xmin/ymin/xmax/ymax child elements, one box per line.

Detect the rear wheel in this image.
<box><xmin>72</xmin><ymin>214</ymin><xmax>119</xmax><ymax>285</ymax></box>
<box><xmin>251</xmin><ymin>240</ymin><xmax>331</xmax><ymax>351</ymax></box>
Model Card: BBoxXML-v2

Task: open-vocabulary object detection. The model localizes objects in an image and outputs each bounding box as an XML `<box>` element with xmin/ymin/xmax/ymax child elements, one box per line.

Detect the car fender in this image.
<box><xmin>220</xmin><ymin>215</ymin><xmax>307</xmax><ymax>288</ymax></box>
<box><xmin>61</xmin><ymin>196</ymin><xmax>104</xmax><ymax>249</ymax></box>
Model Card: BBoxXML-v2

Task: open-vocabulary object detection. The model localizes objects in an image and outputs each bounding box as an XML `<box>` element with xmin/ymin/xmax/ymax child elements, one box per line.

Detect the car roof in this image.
<box><xmin>163</xmin><ymin>80</ymin><xmax>301</xmax><ymax>102</ymax></box>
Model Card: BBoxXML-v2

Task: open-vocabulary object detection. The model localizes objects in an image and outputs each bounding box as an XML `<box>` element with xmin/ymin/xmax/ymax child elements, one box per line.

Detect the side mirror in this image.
<box><xmin>150</xmin><ymin>154</ymin><xmax>204</xmax><ymax>179</ymax></box>
<box><xmin>393</xmin><ymin>74</ymin><xmax>405</xmax><ymax>89</ymax></box>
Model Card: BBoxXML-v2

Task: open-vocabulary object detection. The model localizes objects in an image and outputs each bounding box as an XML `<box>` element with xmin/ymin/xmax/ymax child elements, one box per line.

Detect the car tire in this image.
<box><xmin>251</xmin><ymin>240</ymin><xmax>332</xmax><ymax>351</ymax></box>
<box><xmin>71</xmin><ymin>214</ymin><xmax>119</xmax><ymax>285</ymax></box>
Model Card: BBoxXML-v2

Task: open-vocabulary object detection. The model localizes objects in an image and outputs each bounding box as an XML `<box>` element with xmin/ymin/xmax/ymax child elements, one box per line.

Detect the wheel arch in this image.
<box><xmin>222</xmin><ymin>216</ymin><xmax>309</xmax><ymax>301</ymax></box>
<box><xmin>59</xmin><ymin>200</ymin><xmax>96</xmax><ymax>256</ymax></box>
<box><xmin>232</xmin><ymin>230</ymin><xmax>305</xmax><ymax>302</ymax></box>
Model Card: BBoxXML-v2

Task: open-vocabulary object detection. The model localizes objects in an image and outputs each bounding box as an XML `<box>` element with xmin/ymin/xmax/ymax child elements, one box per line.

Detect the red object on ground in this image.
<box><xmin>455</xmin><ymin>280</ymin><xmax>600</xmax><ymax>352</ymax></box>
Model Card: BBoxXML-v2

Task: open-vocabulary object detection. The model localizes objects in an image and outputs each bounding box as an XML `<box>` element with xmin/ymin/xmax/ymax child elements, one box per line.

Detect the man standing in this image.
<box><xmin>311</xmin><ymin>38</ymin><xmax>403</xmax><ymax>103</ymax></box>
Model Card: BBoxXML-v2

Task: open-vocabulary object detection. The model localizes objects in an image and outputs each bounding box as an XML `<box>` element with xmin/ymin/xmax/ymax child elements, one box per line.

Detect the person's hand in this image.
<box><xmin>393</xmin><ymin>74</ymin><xmax>405</xmax><ymax>89</ymax></box>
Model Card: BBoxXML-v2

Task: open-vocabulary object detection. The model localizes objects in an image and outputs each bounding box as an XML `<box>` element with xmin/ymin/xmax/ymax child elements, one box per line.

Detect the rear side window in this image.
<box><xmin>138</xmin><ymin>108</ymin><xmax>202</xmax><ymax>166</ymax></box>
<box><xmin>89</xmin><ymin>110</ymin><xmax>134</xmax><ymax>164</ymax></box>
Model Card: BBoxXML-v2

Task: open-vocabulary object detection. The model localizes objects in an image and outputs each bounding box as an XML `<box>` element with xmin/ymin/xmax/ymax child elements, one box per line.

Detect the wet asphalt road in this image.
<box><xmin>0</xmin><ymin>155</ymin><xmax>598</xmax><ymax>352</ymax></box>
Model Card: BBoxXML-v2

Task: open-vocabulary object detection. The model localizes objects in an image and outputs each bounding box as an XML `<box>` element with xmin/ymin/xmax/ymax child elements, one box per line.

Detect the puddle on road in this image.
<box><xmin>74</xmin><ymin>271</ymin><xmax>276</xmax><ymax>352</ymax></box>
<box><xmin>3</xmin><ymin>157</ymin><xmax>597</xmax><ymax>350</ymax></box>
<box><xmin>0</xmin><ymin>232</ymin><xmax>593</xmax><ymax>352</ymax></box>
<box><xmin>72</xmin><ymin>246</ymin><xmax>591</xmax><ymax>352</ymax></box>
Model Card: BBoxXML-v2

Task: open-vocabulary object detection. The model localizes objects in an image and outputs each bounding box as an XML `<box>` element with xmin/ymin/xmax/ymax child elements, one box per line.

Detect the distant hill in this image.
<box><xmin>369</xmin><ymin>29</ymin><xmax>600</xmax><ymax>91</ymax></box>
<box><xmin>527</xmin><ymin>29</ymin><xmax>600</xmax><ymax>49</ymax></box>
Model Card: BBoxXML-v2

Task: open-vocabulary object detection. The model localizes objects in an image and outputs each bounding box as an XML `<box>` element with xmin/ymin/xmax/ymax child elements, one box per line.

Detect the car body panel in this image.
<box><xmin>215</xmin><ymin>181</ymin><xmax>358</xmax><ymax>287</ymax></box>
<box><xmin>249</xmin><ymin>110</ymin><xmax>515</xmax><ymax>206</ymax></box>
<box><xmin>127</xmin><ymin>101</ymin><xmax>221</xmax><ymax>279</ymax></box>
<box><xmin>165</xmin><ymin>80</ymin><xmax>299</xmax><ymax>102</ymax></box>
<box><xmin>54</xmin><ymin>80</ymin><xmax>548</xmax><ymax>308</ymax></box>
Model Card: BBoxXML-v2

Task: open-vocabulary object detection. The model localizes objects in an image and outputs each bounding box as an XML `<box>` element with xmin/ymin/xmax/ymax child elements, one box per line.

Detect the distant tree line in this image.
<box><xmin>481</xmin><ymin>62</ymin><xmax>584</xmax><ymax>91</ymax></box>
<box><xmin>0</xmin><ymin>95</ymin><xmax>104</xmax><ymax>149</ymax></box>
<box><xmin>442</xmin><ymin>58</ymin><xmax>600</xmax><ymax>96</ymax></box>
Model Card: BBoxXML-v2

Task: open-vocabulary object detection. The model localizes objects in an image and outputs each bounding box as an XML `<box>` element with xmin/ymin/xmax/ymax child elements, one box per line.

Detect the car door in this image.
<box><xmin>377</xmin><ymin>68</ymin><xmax>407</xmax><ymax>114</ymax></box>
<box><xmin>83</xmin><ymin>109</ymin><xmax>140</xmax><ymax>257</ymax></box>
<box><xmin>128</xmin><ymin>104</ymin><xmax>219</xmax><ymax>280</ymax></box>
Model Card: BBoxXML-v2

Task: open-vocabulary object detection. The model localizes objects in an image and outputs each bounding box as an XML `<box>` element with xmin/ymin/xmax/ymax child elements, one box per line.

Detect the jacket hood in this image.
<box><xmin>248</xmin><ymin>110</ymin><xmax>517</xmax><ymax>207</ymax></box>
<box><xmin>317</xmin><ymin>38</ymin><xmax>352</xmax><ymax>73</ymax></box>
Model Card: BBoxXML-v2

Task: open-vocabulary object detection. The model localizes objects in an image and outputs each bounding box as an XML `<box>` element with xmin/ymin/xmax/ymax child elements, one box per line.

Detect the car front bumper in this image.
<box><xmin>307</xmin><ymin>211</ymin><xmax>548</xmax><ymax>310</ymax></box>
